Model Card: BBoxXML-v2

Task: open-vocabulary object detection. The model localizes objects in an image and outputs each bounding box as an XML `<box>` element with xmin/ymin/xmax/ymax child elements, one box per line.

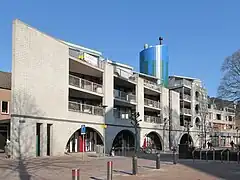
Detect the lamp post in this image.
<box><xmin>236</xmin><ymin>127</ymin><xmax>239</xmax><ymax>145</ymax></box>
<box><xmin>102</xmin><ymin>105</ymin><xmax>108</xmax><ymax>157</ymax></box>
<box><xmin>130</xmin><ymin>111</ymin><xmax>142</xmax><ymax>175</ymax></box>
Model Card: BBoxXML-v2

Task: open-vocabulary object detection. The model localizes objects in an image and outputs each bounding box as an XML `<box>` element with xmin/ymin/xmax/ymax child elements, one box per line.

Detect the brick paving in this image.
<box><xmin>0</xmin><ymin>154</ymin><xmax>239</xmax><ymax>180</ymax></box>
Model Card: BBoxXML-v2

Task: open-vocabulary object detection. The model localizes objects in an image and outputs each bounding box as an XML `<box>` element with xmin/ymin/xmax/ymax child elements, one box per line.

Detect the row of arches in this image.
<box><xmin>65</xmin><ymin>127</ymin><xmax>193</xmax><ymax>153</ymax></box>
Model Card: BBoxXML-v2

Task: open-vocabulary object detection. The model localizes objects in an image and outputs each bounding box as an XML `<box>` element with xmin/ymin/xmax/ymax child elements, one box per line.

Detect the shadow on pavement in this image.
<box><xmin>136</xmin><ymin>152</ymin><xmax>240</xmax><ymax>180</ymax></box>
<box><xmin>113</xmin><ymin>169</ymin><xmax>132</xmax><ymax>175</ymax></box>
<box><xmin>90</xmin><ymin>177</ymin><xmax>104</xmax><ymax>180</ymax></box>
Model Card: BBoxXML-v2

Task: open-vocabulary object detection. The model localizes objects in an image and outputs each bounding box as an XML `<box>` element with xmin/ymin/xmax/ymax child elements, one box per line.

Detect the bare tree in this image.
<box><xmin>218</xmin><ymin>50</ymin><xmax>240</xmax><ymax>102</ymax></box>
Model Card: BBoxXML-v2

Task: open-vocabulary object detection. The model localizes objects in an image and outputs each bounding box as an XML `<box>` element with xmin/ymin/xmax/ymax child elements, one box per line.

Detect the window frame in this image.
<box><xmin>1</xmin><ymin>101</ymin><xmax>9</xmax><ymax>114</ymax></box>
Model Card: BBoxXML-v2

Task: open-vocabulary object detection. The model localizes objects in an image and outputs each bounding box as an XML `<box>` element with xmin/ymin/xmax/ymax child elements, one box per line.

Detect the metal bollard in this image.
<box><xmin>227</xmin><ymin>151</ymin><xmax>230</xmax><ymax>163</ymax></box>
<box><xmin>156</xmin><ymin>153</ymin><xmax>160</xmax><ymax>169</ymax></box>
<box><xmin>213</xmin><ymin>149</ymin><xmax>215</xmax><ymax>161</ymax></box>
<box><xmin>200</xmin><ymin>150</ymin><xmax>202</xmax><ymax>160</ymax></box>
<box><xmin>132</xmin><ymin>155</ymin><xmax>138</xmax><ymax>175</ymax></box>
<box><xmin>237</xmin><ymin>151</ymin><xmax>240</xmax><ymax>164</ymax></box>
<box><xmin>72</xmin><ymin>169</ymin><xmax>80</xmax><ymax>180</ymax></box>
<box><xmin>206</xmin><ymin>151</ymin><xmax>208</xmax><ymax>162</ymax></box>
<box><xmin>107</xmin><ymin>161</ymin><xmax>113</xmax><ymax>180</ymax></box>
<box><xmin>173</xmin><ymin>150</ymin><xmax>177</xmax><ymax>164</ymax></box>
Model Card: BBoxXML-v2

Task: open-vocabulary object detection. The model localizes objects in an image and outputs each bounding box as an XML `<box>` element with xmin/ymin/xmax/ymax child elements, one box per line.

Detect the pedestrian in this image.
<box><xmin>207</xmin><ymin>142</ymin><xmax>210</xmax><ymax>149</ymax></box>
<box><xmin>230</xmin><ymin>141</ymin><xmax>234</xmax><ymax>150</ymax></box>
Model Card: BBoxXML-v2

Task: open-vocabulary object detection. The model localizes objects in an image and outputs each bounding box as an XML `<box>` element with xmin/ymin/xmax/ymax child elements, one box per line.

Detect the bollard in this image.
<box><xmin>206</xmin><ymin>151</ymin><xmax>208</xmax><ymax>162</ymax></box>
<box><xmin>72</xmin><ymin>169</ymin><xmax>80</xmax><ymax>180</ymax></box>
<box><xmin>237</xmin><ymin>152</ymin><xmax>240</xmax><ymax>164</ymax></box>
<box><xmin>173</xmin><ymin>150</ymin><xmax>177</xmax><ymax>164</ymax></box>
<box><xmin>107</xmin><ymin>161</ymin><xmax>113</xmax><ymax>180</ymax></box>
<box><xmin>156</xmin><ymin>153</ymin><xmax>160</xmax><ymax>169</ymax></box>
<box><xmin>132</xmin><ymin>155</ymin><xmax>138</xmax><ymax>175</ymax></box>
<box><xmin>213</xmin><ymin>149</ymin><xmax>215</xmax><ymax>161</ymax></box>
<box><xmin>200</xmin><ymin>150</ymin><xmax>202</xmax><ymax>160</ymax></box>
<box><xmin>227</xmin><ymin>151</ymin><xmax>230</xmax><ymax>163</ymax></box>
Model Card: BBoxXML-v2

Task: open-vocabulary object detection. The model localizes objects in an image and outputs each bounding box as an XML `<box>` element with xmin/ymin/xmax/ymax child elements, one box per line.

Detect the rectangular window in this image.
<box><xmin>1</xmin><ymin>101</ymin><xmax>9</xmax><ymax>114</ymax></box>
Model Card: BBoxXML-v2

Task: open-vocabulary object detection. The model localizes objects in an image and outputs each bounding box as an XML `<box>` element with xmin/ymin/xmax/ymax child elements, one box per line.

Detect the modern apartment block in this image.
<box><xmin>11</xmin><ymin>19</ymin><xmax>193</xmax><ymax>158</ymax></box>
<box><xmin>10</xmin><ymin>19</ymin><xmax>239</xmax><ymax>158</ymax></box>
<box><xmin>0</xmin><ymin>71</ymin><xmax>11</xmax><ymax>151</ymax></box>
<box><xmin>168</xmin><ymin>75</ymin><xmax>209</xmax><ymax>147</ymax></box>
<box><xmin>207</xmin><ymin>97</ymin><xmax>238</xmax><ymax>146</ymax></box>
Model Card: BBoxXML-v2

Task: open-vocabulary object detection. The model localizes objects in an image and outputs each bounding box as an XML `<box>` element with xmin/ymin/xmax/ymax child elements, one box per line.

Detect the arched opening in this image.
<box><xmin>143</xmin><ymin>132</ymin><xmax>163</xmax><ymax>150</ymax></box>
<box><xmin>66</xmin><ymin>127</ymin><xmax>103</xmax><ymax>153</ymax></box>
<box><xmin>195</xmin><ymin>104</ymin><xmax>199</xmax><ymax>114</ymax></box>
<box><xmin>180</xmin><ymin>133</ymin><xmax>193</xmax><ymax>146</ymax></box>
<box><xmin>195</xmin><ymin>91</ymin><xmax>199</xmax><ymax>100</ymax></box>
<box><xmin>195</xmin><ymin>117</ymin><xmax>201</xmax><ymax>128</ymax></box>
<box><xmin>112</xmin><ymin>130</ymin><xmax>135</xmax><ymax>149</ymax></box>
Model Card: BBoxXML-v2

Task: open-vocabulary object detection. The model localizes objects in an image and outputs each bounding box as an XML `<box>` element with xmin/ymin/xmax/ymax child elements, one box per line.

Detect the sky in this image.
<box><xmin>0</xmin><ymin>0</ymin><xmax>240</xmax><ymax>96</ymax></box>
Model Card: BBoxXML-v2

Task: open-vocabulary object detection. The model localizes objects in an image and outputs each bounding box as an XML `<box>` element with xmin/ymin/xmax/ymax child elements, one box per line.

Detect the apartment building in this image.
<box><xmin>0</xmin><ymin>71</ymin><xmax>11</xmax><ymax>151</ymax></box>
<box><xmin>207</xmin><ymin>97</ymin><xmax>238</xmax><ymax>146</ymax></box>
<box><xmin>168</xmin><ymin>75</ymin><xmax>209</xmax><ymax>147</ymax></box>
<box><xmin>10</xmin><ymin>19</ymin><xmax>187</xmax><ymax>158</ymax></box>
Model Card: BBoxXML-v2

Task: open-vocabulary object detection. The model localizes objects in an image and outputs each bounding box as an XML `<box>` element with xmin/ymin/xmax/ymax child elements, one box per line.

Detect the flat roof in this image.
<box><xmin>169</xmin><ymin>75</ymin><xmax>200</xmax><ymax>81</ymax></box>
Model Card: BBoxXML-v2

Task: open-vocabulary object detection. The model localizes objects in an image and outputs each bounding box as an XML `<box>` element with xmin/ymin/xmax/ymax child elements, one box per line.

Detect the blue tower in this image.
<box><xmin>139</xmin><ymin>37</ymin><xmax>169</xmax><ymax>87</ymax></box>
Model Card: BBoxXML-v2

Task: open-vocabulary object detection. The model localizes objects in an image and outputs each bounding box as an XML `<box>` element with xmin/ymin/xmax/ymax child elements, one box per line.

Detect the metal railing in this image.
<box><xmin>173</xmin><ymin>79</ymin><xmax>192</xmax><ymax>87</ymax></box>
<box><xmin>182</xmin><ymin>94</ymin><xmax>191</xmax><ymax>101</ymax></box>
<box><xmin>69</xmin><ymin>49</ymin><xmax>104</xmax><ymax>69</ymax></box>
<box><xmin>114</xmin><ymin>89</ymin><xmax>136</xmax><ymax>103</ymax></box>
<box><xmin>144</xmin><ymin>115</ymin><xmax>162</xmax><ymax>124</ymax></box>
<box><xmin>181</xmin><ymin>108</ymin><xmax>192</xmax><ymax>115</ymax></box>
<box><xmin>144</xmin><ymin>98</ymin><xmax>160</xmax><ymax>109</ymax></box>
<box><xmin>69</xmin><ymin>75</ymin><xmax>103</xmax><ymax>94</ymax></box>
<box><xmin>143</xmin><ymin>80</ymin><xmax>161</xmax><ymax>92</ymax></box>
<box><xmin>114</xmin><ymin>67</ymin><xmax>137</xmax><ymax>82</ymax></box>
<box><xmin>68</xmin><ymin>101</ymin><xmax>104</xmax><ymax>116</ymax></box>
<box><xmin>113</xmin><ymin>110</ymin><xmax>131</xmax><ymax>120</ymax></box>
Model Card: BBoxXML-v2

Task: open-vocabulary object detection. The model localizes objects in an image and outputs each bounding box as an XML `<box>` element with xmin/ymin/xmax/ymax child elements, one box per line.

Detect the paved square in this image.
<box><xmin>0</xmin><ymin>154</ymin><xmax>239</xmax><ymax>180</ymax></box>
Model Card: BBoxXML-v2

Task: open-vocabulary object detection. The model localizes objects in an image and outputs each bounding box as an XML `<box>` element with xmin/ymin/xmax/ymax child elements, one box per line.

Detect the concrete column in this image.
<box><xmin>74</xmin><ymin>132</ymin><xmax>78</xmax><ymax>152</ymax></box>
<box><xmin>103</xmin><ymin>62</ymin><xmax>114</xmax><ymax>154</ymax></box>
<box><xmin>161</xmin><ymin>87</ymin><xmax>170</xmax><ymax>150</ymax></box>
<box><xmin>70</xmin><ymin>139</ymin><xmax>73</xmax><ymax>153</ymax></box>
<box><xmin>136</xmin><ymin>78</ymin><xmax>144</xmax><ymax>149</ymax></box>
<box><xmin>40</xmin><ymin>123</ymin><xmax>47</xmax><ymax>157</ymax></box>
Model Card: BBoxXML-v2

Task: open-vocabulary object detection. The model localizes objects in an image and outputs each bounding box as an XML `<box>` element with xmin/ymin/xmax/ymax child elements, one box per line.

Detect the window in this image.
<box><xmin>216</xmin><ymin>114</ymin><xmax>221</xmax><ymax>120</ymax></box>
<box><xmin>1</xmin><ymin>101</ymin><xmax>9</xmax><ymax>114</ymax></box>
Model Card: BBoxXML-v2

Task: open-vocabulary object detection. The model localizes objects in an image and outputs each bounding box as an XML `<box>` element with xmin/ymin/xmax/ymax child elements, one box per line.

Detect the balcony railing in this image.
<box><xmin>114</xmin><ymin>89</ymin><xmax>136</xmax><ymax>103</ymax></box>
<box><xmin>69</xmin><ymin>75</ymin><xmax>103</xmax><ymax>94</ymax></box>
<box><xmin>144</xmin><ymin>115</ymin><xmax>162</xmax><ymax>124</ymax></box>
<box><xmin>180</xmin><ymin>94</ymin><xmax>191</xmax><ymax>101</ymax></box>
<box><xmin>69</xmin><ymin>49</ymin><xmax>104</xmax><ymax>69</ymax></box>
<box><xmin>68</xmin><ymin>101</ymin><xmax>104</xmax><ymax>116</ymax></box>
<box><xmin>173</xmin><ymin>79</ymin><xmax>192</xmax><ymax>88</ymax></box>
<box><xmin>144</xmin><ymin>80</ymin><xmax>161</xmax><ymax>92</ymax></box>
<box><xmin>144</xmin><ymin>98</ymin><xmax>161</xmax><ymax>109</ymax></box>
<box><xmin>114</xmin><ymin>110</ymin><xmax>131</xmax><ymax>120</ymax></box>
<box><xmin>114</xmin><ymin>67</ymin><xmax>137</xmax><ymax>82</ymax></box>
<box><xmin>181</xmin><ymin>108</ymin><xmax>192</xmax><ymax>115</ymax></box>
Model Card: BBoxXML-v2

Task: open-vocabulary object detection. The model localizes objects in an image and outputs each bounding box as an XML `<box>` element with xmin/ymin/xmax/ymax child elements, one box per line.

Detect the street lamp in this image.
<box><xmin>102</xmin><ymin>105</ymin><xmax>108</xmax><ymax>157</ymax></box>
<box><xmin>130</xmin><ymin>111</ymin><xmax>142</xmax><ymax>175</ymax></box>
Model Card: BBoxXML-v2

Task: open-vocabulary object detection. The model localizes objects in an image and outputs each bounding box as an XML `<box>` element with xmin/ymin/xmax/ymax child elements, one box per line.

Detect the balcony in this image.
<box><xmin>68</xmin><ymin>101</ymin><xmax>104</xmax><ymax>116</ymax></box>
<box><xmin>114</xmin><ymin>90</ymin><xmax>136</xmax><ymax>103</ymax></box>
<box><xmin>144</xmin><ymin>98</ymin><xmax>161</xmax><ymax>109</ymax></box>
<box><xmin>114</xmin><ymin>67</ymin><xmax>137</xmax><ymax>82</ymax></box>
<box><xmin>69</xmin><ymin>49</ymin><xmax>104</xmax><ymax>69</ymax></box>
<box><xmin>144</xmin><ymin>115</ymin><xmax>162</xmax><ymax>124</ymax></box>
<box><xmin>144</xmin><ymin>80</ymin><xmax>161</xmax><ymax>92</ymax></box>
<box><xmin>180</xmin><ymin>94</ymin><xmax>191</xmax><ymax>101</ymax></box>
<box><xmin>180</xmin><ymin>108</ymin><xmax>192</xmax><ymax>115</ymax></box>
<box><xmin>69</xmin><ymin>75</ymin><xmax>103</xmax><ymax>94</ymax></box>
<box><xmin>173</xmin><ymin>79</ymin><xmax>192</xmax><ymax>88</ymax></box>
<box><xmin>114</xmin><ymin>110</ymin><xmax>131</xmax><ymax>120</ymax></box>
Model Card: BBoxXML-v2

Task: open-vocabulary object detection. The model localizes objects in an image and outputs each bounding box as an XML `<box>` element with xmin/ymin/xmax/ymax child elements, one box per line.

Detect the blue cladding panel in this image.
<box><xmin>139</xmin><ymin>47</ymin><xmax>156</xmax><ymax>76</ymax></box>
<box><xmin>161</xmin><ymin>45</ymin><xmax>169</xmax><ymax>87</ymax></box>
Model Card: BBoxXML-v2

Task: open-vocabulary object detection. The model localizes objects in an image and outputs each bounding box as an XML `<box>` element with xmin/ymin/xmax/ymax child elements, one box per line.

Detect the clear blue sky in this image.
<box><xmin>0</xmin><ymin>0</ymin><xmax>240</xmax><ymax>96</ymax></box>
